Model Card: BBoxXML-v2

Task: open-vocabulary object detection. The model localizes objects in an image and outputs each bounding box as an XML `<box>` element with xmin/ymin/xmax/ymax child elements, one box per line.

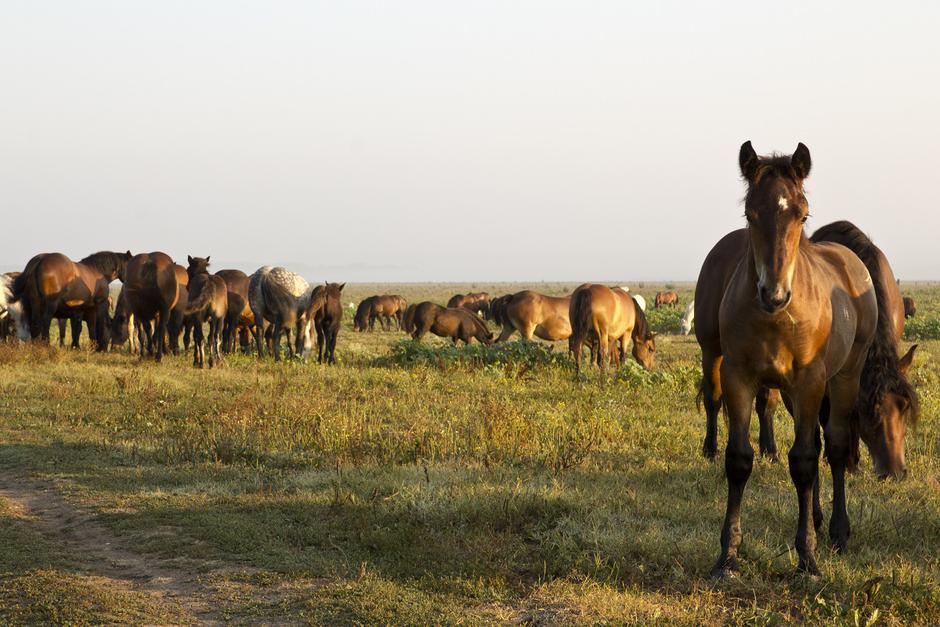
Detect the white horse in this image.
<box><xmin>633</xmin><ymin>294</ymin><xmax>647</xmax><ymax>312</ymax></box>
<box><xmin>0</xmin><ymin>273</ymin><xmax>29</xmax><ymax>341</ymax></box>
<box><xmin>248</xmin><ymin>266</ymin><xmax>317</xmax><ymax>360</ymax></box>
<box><xmin>680</xmin><ymin>300</ymin><xmax>695</xmax><ymax>335</ymax></box>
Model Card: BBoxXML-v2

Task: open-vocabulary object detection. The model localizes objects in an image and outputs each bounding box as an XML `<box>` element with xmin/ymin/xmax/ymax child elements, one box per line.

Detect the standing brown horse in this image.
<box><xmin>353</xmin><ymin>295</ymin><xmax>408</xmax><ymax>332</ymax></box>
<box><xmin>122</xmin><ymin>252</ymin><xmax>180</xmax><ymax>362</ymax></box>
<box><xmin>707</xmin><ymin>142</ymin><xmax>917</xmax><ymax>579</ymax></box>
<box><xmin>903</xmin><ymin>296</ymin><xmax>916</xmax><ymax>318</ymax></box>
<box><xmin>447</xmin><ymin>292</ymin><xmax>490</xmax><ymax>312</ymax></box>
<box><xmin>214</xmin><ymin>269</ymin><xmax>251</xmax><ymax>352</ymax></box>
<box><xmin>311</xmin><ymin>282</ymin><xmax>345</xmax><ymax>364</ymax></box>
<box><xmin>568</xmin><ymin>284</ymin><xmax>655</xmax><ymax>374</ymax></box>
<box><xmin>185</xmin><ymin>256</ymin><xmax>228</xmax><ymax>368</ymax></box>
<box><xmin>654</xmin><ymin>291</ymin><xmax>679</xmax><ymax>308</ymax></box>
<box><xmin>492</xmin><ymin>290</ymin><xmax>572</xmax><ymax>343</ymax></box>
<box><xmin>12</xmin><ymin>251</ymin><xmax>131</xmax><ymax>350</ymax></box>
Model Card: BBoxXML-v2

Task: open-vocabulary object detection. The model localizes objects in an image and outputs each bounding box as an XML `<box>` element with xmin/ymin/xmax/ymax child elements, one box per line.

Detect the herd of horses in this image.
<box><xmin>0</xmin><ymin>141</ymin><xmax>926</xmax><ymax>579</ymax></box>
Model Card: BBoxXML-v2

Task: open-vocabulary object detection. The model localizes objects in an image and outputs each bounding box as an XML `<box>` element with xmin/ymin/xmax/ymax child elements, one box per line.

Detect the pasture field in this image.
<box><xmin>1</xmin><ymin>282</ymin><xmax>939</xmax><ymax>625</ymax></box>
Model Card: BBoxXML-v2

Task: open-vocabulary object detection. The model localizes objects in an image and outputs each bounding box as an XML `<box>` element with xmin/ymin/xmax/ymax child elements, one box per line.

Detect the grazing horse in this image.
<box><xmin>654</xmin><ymin>291</ymin><xmax>679</xmax><ymax>308</ymax></box>
<box><xmin>680</xmin><ymin>300</ymin><xmax>695</xmax><ymax>335</ymax></box>
<box><xmin>353</xmin><ymin>294</ymin><xmax>407</xmax><ymax>332</ymax></box>
<box><xmin>492</xmin><ymin>290</ymin><xmax>572</xmax><ymax>343</ymax></box>
<box><xmin>569</xmin><ymin>285</ymin><xmax>656</xmax><ymax>374</ymax></box>
<box><xmin>185</xmin><ymin>256</ymin><xmax>228</xmax><ymax>368</ymax></box>
<box><xmin>402</xmin><ymin>303</ymin><xmax>418</xmax><ymax>334</ymax></box>
<box><xmin>1</xmin><ymin>272</ymin><xmax>29</xmax><ymax>342</ymax></box>
<box><xmin>310</xmin><ymin>282</ymin><xmax>345</xmax><ymax>364</ymax></box>
<box><xmin>214</xmin><ymin>269</ymin><xmax>251</xmax><ymax>352</ymax></box>
<box><xmin>121</xmin><ymin>252</ymin><xmax>180</xmax><ymax>362</ymax></box>
<box><xmin>903</xmin><ymin>296</ymin><xmax>916</xmax><ymax>318</ymax></box>
<box><xmin>12</xmin><ymin>251</ymin><xmax>131</xmax><ymax>350</ymax></box>
<box><xmin>707</xmin><ymin>142</ymin><xmax>918</xmax><ymax>579</ymax></box>
<box><xmin>409</xmin><ymin>302</ymin><xmax>494</xmax><ymax>345</ymax></box>
<box><xmin>248</xmin><ymin>266</ymin><xmax>316</xmax><ymax>360</ymax></box>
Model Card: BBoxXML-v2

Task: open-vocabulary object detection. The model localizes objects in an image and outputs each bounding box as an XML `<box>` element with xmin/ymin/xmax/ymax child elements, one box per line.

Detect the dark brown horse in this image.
<box><xmin>402</xmin><ymin>303</ymin><xmax>418</xmax><ymax>334</ymax></box>
<box><xmin>13</xmin><ymin>251</ymin><xmax>131</xmax><ymax>350</ymax></box>
<box><xmin>214</xmin><ymin>269</ymin><xmax>251</xmax><ymax>352</ymax></box>
<box><xmin>654</xmin><ymin>291</ymin><xmax>679</xmax><ymax>308</ymax></box>
<box><xmin>121</xmin><ymin>252</ymin><xmax>180</xmax><ymax>362</ymax></box>
<box><xmin>569</xmin><ymin>285</ymin><xmax>655</xmax><ymax>374</ymax></box>
<box><xmin>409</xmin><ymin>302</ymin><xmax>494</xmax><ymax>345</ymax></box>
<box><xmin>184</xmin><ymin>256</ymin><xmax>228</xmax><ymax>368</ymax></box>
<box><xmin>309</xmin><ymin>282</ymin><xmax>345</xmax><ymax>364</ymax></box>
<box><xmin>492</xmin><ymin>290</ymin><xmax>572</xmax><ymax>343</ymax></box>
<box><xmin>903</xmin><ymin>296</ymin><xmax>916</xmax><ymax>318</ymax></box>
<box><xmin>707</xmin><ymin>142</ymin><xmax>917</xmax><ymax>578</ymax></box>
<box><xmin>353</xmin><ymin>294</ymin><xmax>408</xmax><ymax>331</ymax></box>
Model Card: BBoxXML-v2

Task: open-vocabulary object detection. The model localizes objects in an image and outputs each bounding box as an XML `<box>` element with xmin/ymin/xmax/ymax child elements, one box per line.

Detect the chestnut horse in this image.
<box><xmin>447</xmin><ymin>292</ymin><xmax>490</xmax><ymax>314</ymax></box>
<box><xmin>310</xmin><ymin>282</ymin><xmax>345</xmax><ymax>364</ymax></box>
<box><xmin>409</xmin><ymin>302</ymin><xmax>494</xmax><ymax>345</ymax></box>
<box><xmin>354</xmin><ymin>295</ymin><xmax>407</xmax><ymax>332</ymax></box>
<box><xmin>12</xmin><ymin>251</ymin><xmax>131</xmax><ymax>350</ymax></box>
<box><xmin>568</xmin><ymin>284</ymin><xmax>655</xmax><ymax>374</ymax></box>
<box><xmin>121</xmin><ymin>252</ymin><xmax>180</xmax><ymax>362</ymax></box>
<box><xmin>492</xmin><ymin>290</ymin><xmax>572</xmax><ymax>343</ymax></box>
<box><xmin>708</xmin><ymin>142</ymin><xmax>917</xmax><ymax>579</ymax></box>
<box><xmin>903</xmin><ymin>296</ymin><xmax>916</xmax><ymax>318</ymax></box>
<box><xmin>185</xmin><ymin>256</ymin><xmax>228</xmax><ymax>368</ymax></box>
<box><xmin>654</xmin><ymin>291</ymin><xmax>679</xmax><ymax>308</ymax></box>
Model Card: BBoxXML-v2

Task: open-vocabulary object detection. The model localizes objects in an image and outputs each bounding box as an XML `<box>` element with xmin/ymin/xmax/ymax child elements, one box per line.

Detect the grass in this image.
<box><xmin>0</xmin><ymin>281</ymin><xmax>938</xmax><ymax>624</ymax></box>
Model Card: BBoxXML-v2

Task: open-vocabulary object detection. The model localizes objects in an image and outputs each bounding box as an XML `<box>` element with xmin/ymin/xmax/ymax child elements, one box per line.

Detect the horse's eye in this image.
<box><xmin>800</xmin><ymin>215</ymin><xmax>808</xmax><ymax>224</ymax></box>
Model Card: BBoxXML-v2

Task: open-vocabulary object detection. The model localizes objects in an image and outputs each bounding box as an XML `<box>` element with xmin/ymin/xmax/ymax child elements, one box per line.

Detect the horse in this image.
<box><xmin>409</xmin><ymin>302</ymin><xmax>494</xmax><ymax>345</ymax></box>
<box><xmin>903</xmin><ymin>296</ymin><xmax>916</xmax><ymax>318</ymax></box>
<box><xmin>353</xmin><ymin>295</ymin><xmax>408</xmax><ymax>332</ymax></box>
<box><xmin>654</xmin><ymin>291</ymin><xmax>679</xmax><ymax>308</ymax></box>
<box><xmin>120</xmin><ymin>252</ymin><xmax>180</xmax><ymax>362</ymax></box>
<box><xmin>12</xmin><ymin>251</ymin><xmax>131</xmax><ymax>350</ymax></box>
<box><xmin>568</xmin><ymin>284</ymin><xmax>656</xmax><ymax>374</ymax></box>
<box><xmin>0</xmin><ymin>272</ymin><xmax>28</xmax><ymax>342</ymax></box>
<box><xmin>680</xmin><ymin>300</ymin><xmax>695</xmax><ymax>335</ymax></box>
<box><xmin>402</xmin><ymin>303</ymin><xmax>417</xmax><ymax>334</ymax></box>
<box><xmin>309</xmin><ymin>282</ymin><xmax>345</xmax><ymax>364</ymax></box>
<box><xmin>492</xmin><ymin>290</ymin><xmax>572</xmax><ymax>343</ymax></box>
<box><xmin>447</xmin><ymin>292</ymin><xmax>490</xmax><ymax>312</ymax></box>
<box><xmin>214</xmin><ymin>269</ymin><xmax>250</xmax><ymax>353</ymax></box>
<box><xmin>185</xmin><ymin>256</ymin><xmax>228</xmax><ymax>368</ymax></box>
<box><xmin>707</xmin><ymin>142</ymin><xmax>918</xmax><ymax>579</ymax></box>
<box><xmin>248</xmin><ymin>266</ymin><xmax>316</xmax><ymax>361</ymax></box>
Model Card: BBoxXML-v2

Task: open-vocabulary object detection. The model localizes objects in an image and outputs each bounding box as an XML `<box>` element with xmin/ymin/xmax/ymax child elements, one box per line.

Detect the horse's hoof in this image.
<box><xmin>702</xmin><ymin>446</ymin><xmax>718</xmax><ymax>460</ymax></box>
<box><xmin>795</xmin><ymin>560</ymin><xmax>821</xmax><ymax>579</ymax></box>
<box><xmin>710</xmin><ymin>556</ymin><xmax>739</xmax><ymax>579</ymax></box>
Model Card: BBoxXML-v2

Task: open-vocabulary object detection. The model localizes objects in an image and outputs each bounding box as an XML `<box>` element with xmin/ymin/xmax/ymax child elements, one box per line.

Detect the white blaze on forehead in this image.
<box><xmin>777</xmin><ymin>196</ymin><xmax>789</xmax><ymax>211</ymax></box>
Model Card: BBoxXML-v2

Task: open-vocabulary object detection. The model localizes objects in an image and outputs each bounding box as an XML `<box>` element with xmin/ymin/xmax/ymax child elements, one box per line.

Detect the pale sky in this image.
<box><xmin>2</xmin><ymin>1</ymin><xmax>938</xmax><ymax>281</ymax></box>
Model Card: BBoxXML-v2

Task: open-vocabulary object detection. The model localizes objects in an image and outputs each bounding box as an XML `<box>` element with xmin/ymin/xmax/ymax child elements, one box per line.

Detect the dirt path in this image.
<box><xmin>0</xmin><ymin>474</ymin><xmax>225</xmax><ymax>625</ymax></box>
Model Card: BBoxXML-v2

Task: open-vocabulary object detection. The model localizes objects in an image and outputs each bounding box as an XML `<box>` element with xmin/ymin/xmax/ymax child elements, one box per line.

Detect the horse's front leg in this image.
<box><xmin>711</xmin><ymin>363</ymin><xmax>756</xmax><ymax>578</ymax></box>
<box><xmin>788</xmin><ymin>371</ymin><xmax>826</xmax><ymax>576</ymax></box>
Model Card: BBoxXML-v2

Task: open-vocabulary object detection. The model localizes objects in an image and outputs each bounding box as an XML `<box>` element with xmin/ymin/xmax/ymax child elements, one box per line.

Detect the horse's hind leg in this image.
<box><xmin>701</xmin><ymin>352</ymin><xmax>723</xmax><ymax>459</ymax></box>
<box><xmin>755</xmin><ymin>387</ymin><xmax>780</xmax><ymax>460</ymax></box>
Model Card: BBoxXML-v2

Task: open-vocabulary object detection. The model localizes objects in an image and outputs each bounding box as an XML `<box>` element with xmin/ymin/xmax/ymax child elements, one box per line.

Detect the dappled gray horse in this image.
<box><xmin>248</xmin><ymin>266</ymin><xmax>316</xmax><ymax>360</ymax></box>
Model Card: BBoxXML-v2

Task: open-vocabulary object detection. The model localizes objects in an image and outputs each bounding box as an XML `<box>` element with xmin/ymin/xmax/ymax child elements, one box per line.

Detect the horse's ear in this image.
<box><xmin>899</xmin><ymin>344</ymin><xmax>917</xmax><ymax>376</ymax></box>
<box><xmin>739</xmin><ymin>140</ymin><xmax>760</xmax><ymax>183</ymax></box>
<box><xmin>791</xmin><ymin>142</ymin><xmax>812</xmax><ymax>179</ymax></box>
<box><xmin>187</xmin><ymin>255</ymin><xmax>193</xmax><ymax>264</ymax></box>
<box><xmin>338</xmin><ymin>283</ymin><xmax>345</xmax><ymax>291</ymax></box>
<box><xmin>205</xmin><ymin>255</ymin><xmax>210</xmax><ymax>263</ymax></box>
<box><xmin>124</xmin><ymin>250</ymin><xmax>132</xmax><ymax>259</ymax></box>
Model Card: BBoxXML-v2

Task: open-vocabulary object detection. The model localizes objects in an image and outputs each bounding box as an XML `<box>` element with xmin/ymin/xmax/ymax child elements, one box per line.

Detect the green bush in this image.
<box><xmin>379</xmin><ymin>339</ymin><xmax>568</xmax><ymax>370</ymax></box>
<box><xmin>904</xmin><ymin>315</ymin><xmax>940</xmax><ymax>341</ymax></box>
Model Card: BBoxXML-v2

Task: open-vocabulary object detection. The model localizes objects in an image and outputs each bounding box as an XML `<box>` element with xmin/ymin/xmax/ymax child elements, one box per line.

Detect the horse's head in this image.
<box><xmin>739</xmin><ymin>141</ymin><xmax>812</xmax><ymax>314</ymax></box>
<box><xmin>632</xmin><ymin>332</ymin><xmax>657</xmax><ymax>370</ymax></box>
<box><xmin>186</xmin><ymin>255</ymin><xmax>211</xmax><ymax>280</ymax></box>
<box><xmin>860</xmin><ymin>344</ymin><xmax>918</xmax><ymax>479</ymax></box>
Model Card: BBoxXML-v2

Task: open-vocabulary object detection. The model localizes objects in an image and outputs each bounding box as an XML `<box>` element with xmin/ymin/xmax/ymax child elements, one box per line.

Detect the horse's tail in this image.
<box><xmin>811</xmin><ymin>220</ymin><xmax>919</xmax><ymax>470</ymax></box>
<box><xmin>569</xmin><ymin>288</ymin><xmax>593</xmax><ymax>355</ymax></box>
<box><xmin>11</xmin><ymin>255</ymin><xmax>46</xmax><ymax>302</ymax></box>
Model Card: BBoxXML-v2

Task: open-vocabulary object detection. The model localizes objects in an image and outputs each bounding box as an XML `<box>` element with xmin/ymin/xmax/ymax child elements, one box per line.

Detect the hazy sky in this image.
<box><xmin>2</xmin><ymin>1</ymin><xmax>938</xmax><ymax>281</ymax></box>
